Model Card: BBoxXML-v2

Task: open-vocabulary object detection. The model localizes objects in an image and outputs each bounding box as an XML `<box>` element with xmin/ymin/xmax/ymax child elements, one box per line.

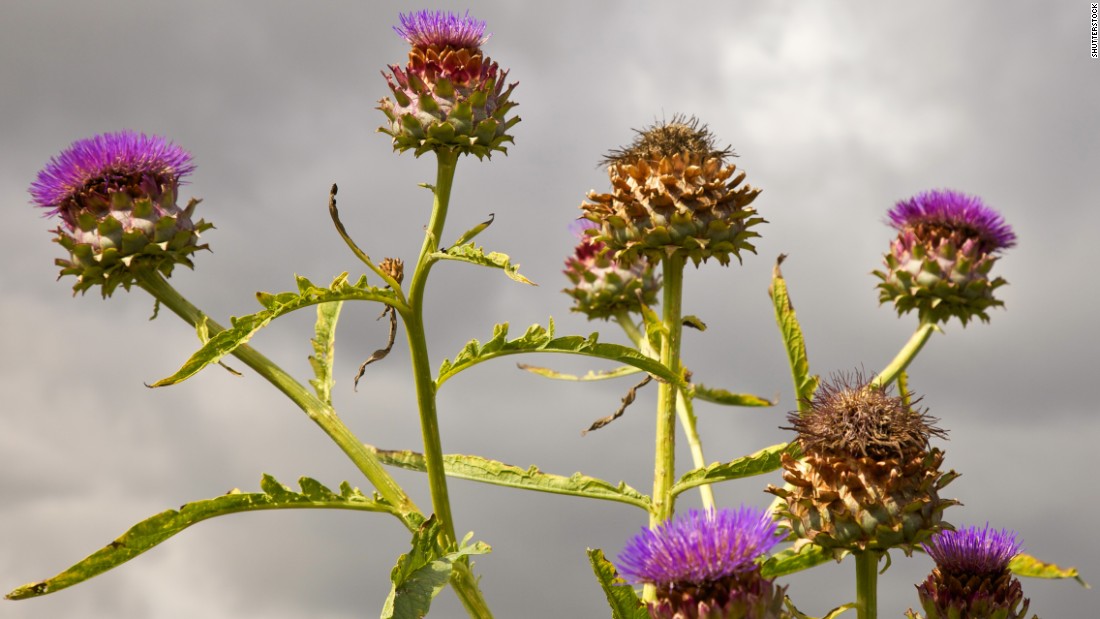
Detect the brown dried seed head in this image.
<box><xmin>787</xmin><ymin>371</ymin><xmax>946</xmax><ymax>460</ymax></box>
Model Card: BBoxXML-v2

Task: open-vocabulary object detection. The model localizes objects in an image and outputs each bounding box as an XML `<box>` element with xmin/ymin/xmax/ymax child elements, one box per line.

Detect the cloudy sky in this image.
<box><xmin>2</xmin><ymin>2</ymin><xmax>1098</xmax><ymax>617</ymax></box>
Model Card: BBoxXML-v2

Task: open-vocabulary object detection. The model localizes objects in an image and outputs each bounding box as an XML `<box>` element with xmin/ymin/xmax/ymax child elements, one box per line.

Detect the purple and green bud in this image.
<box><xmin>874</xmin><ymin>189</ymin><xmax>1016</xmax><ymax>326</ymax></box>
<box><xmin>29</xmin><ymin>131</ymin><xmax>211</xmax><ymax>297</ymax></box>
<box><xmin>909</xmin><ymin>525</ymin><xmax>1035</xmax><ymax>619</ymax></box>
<box><xmin>563</xmin><ymin>219</ymin><xmax>661</xmax><ymax>320</ymax></box>
<box><xmin>378</xmin><ymin>10</ymin><xmax>519</xmax><ymax>158</ymax></box>
<box><xmin>580</xmin><ymin>116</ymin><xmax>764</xmax><ymax>267</ymax></box>
<box><xmin>617</xmin><ymin>507</ymin><xmax>789</xmax><ymax>619</ymax></box>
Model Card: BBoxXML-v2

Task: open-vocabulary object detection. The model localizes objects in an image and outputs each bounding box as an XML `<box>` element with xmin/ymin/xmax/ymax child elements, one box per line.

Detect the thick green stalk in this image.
<box><xmin>642</xmin><ymin>255</ymin><xmax>685</xmax><ymax>603</ymax></box>
<box><xmin>854</xmin><ymin>551</ymin><xmax>881</xmax><ymax>619</ymax></box>
<box><xmin>872</xmin><ymin>322</ymin><xmax>937</xmax><ymax>389</ymax></box>
<box><xmin>134</xmin><ymin>270</ymin><xmax>419</xmax><ymax>523</ymax></box>
<box><xmin>650</xmin><ymin>254</ymin><xmax>685</xmax><ymax>526</ymax></box>
<box><xmin>403</xmin><ymin>148</ymin><xmax>459</xmax><ymax>544</ymax></box>
<box><xmin>400</xmin><ymin>149</ymin><xmax>494</xmax><ymax>618</ymax></box>
<box><xmin>615</xmin><ymin>312</ymin><xmax>714</xmax><ymax>511</ymax></box>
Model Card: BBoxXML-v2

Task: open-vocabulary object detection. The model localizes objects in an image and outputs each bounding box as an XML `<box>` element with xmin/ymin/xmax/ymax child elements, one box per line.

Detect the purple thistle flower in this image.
<box><xmin>617</xmin><ymin>507</ymin><xmax>780</xmax><ymax>587</ymax></box>
<box><xmin>393</xmin><ymin>10</ymin><xmax>489</xmax><ymax>50</ymax></box>
<box><xmin>913</xmin><ymin>524</ymin><xmax>1032</xmax><ymax>618</ymax></box>
<box><xmin>923</xmin><ymin>524</ymin><xmax>1022</xmax><ymax>577</ymax></box>
<box><xmin>379</xmin><ymin>10</ymin><xmax>518</xmax><ymax>158</ymax></box>
<box><xmin>29</xmin><ymin>131</ymin><xmax>209</xmax><ymax>296</ymax></box>
<box><xmin>887</xmin><ymin>189</ymin><xmax>1017</xmax><ymax>254</ymax></box>
<box><xmin>29</xmin><ymin>131</ymin><xmax>194</xmax><ymax>225</ymax></box>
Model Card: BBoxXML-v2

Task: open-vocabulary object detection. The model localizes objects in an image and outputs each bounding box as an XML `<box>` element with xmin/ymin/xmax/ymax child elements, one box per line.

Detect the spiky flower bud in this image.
<box><xmin>617</xmin><ymin>507</ymin><xmax>790</xmax><ymax>619</ymax></box>
<box><xmin>378</xmin><ymin>10</ymin><xmax>519</xmax><ymax>158</ymax></box>
<box><xmin>766</xmin><ymin>373</ymin><xmax>958</xmax><ymax>557</ymax></box>
<box><xmin>874</xmin><ymin>189</ymin><xmax>1017</xmax><ymax>326</ymax></box>
<box><xmin>579</xmin><ymin>116</ymin><xmax>764</xmax><ymax>267</ymax></box>
<box><xmin>563</xmin><ymin>219</ymin><xmax>660</xmax><ymax>320</ymax></box>
<box><xmin>28</xmin><ymin>131</ymin><xmax>211</xmax><ymax>297</ymax></box>
<box><xmin>908</xmin><ymin>525</ymin><xmax>1036</xmax><ymax>619</ymax></box>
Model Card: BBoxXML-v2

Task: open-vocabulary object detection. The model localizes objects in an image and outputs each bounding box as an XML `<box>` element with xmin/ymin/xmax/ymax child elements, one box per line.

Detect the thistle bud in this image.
<box><xmin>766</xmin><ymin>373</ymin><xmax>958</xmax><ymax>557</ymax></box>
<box><xmin>579</xmin><ymin>115</ymin><xmax>764</xmax><ymax>267</ymax></box>
<box><xmin>908</xmin><ymin>525</ymin><xmax>1037</xmax><ymax>619</ymax></box>
<box><xmin>563</xmin><ymin>219</ymin><xmax>661</xmax><ymax>320</ymax></box>
<box><xmin>378</xmin><ymin>10</ymin><xmax>520</xmax><ymax>158</ymax></box>
<box><xmin>874</xmin><ymin>189</ymin><xmax>1017</xmax><ymax>326</ymax></box>
<box><xmin>28</xmin><ymin>131</ymin><xmax>211</xmax><ymax>297</ymax></box>
<box><xmin>617</xmin><ymin>507</ymin><xmax>789</xmax><ymax>619</ymax></box>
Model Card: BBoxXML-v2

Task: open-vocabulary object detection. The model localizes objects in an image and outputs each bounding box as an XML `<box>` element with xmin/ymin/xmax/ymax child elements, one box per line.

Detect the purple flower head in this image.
<box><xmin>887</xmin><ymin>189</ymin><xmax>1017</xmax><ymax>254</ymax></box>
<box><xmin>923</xmin><ymin>524</ymin><xmax>1022</xmax><ymax>577</ymax></box>
<box><xmin>29</xmin><ymin>131</ymin><xmax>195</xmax><ymax>225</ymax></box>
<box><xmin>617</xmin><ymin>507</ymin><xmax>780</xmax><ymax>587</ymax></box>
<box><xmin>393</xmin><ymin>10</ymin><xmax>489</xmax><ymax>50</ymax></box>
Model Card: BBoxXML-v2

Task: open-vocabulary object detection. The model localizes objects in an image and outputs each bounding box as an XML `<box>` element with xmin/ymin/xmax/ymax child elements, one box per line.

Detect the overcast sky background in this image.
<box><xmin>2</xmin><ymin>2</ymin><xmax>1098</xmax><ymax>618</ymax></box>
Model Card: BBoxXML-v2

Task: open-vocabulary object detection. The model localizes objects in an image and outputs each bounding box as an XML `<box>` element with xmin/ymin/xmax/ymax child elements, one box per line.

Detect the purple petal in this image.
<box><xmin>29</xmin><ymin>131</ymin><xmax>194</xmax><ymax>215</ymax></box>
<box><xmin>392</xmin><ymin>10</ymin><xmax>489</xmax><ymax>49</ymax></box>
<box><xmin>886</xmin><ymin>189</ymin><xmax>1017</xmax><ymax>252</ymax></box>
<box><xmin>616</xmin><ymin>506</ymin><xmax>780</xmax><ymax>587</ymax></box>
<box><xmin>922</xmin><ymin>524</ymin><xmax>1022</xmax><ymax>576</ymax></box>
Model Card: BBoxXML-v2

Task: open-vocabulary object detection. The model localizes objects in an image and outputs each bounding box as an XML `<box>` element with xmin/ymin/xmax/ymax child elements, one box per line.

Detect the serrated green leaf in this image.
<box><xmin>760</xmin><ymin>542</ymin><xmax>836</xmax><ymax>579</ymax></box>
<box><xmin>587</xmin><ymin>548</ymin><xmax>648</xmax><ymax>619</ymax></box>
<box><xmin>150</xmin><ymin>273</ymin><xmax>399</xmax><ymax>387</ymax></box>
<box><xmin>5</xmin><ymin>475</ymin><xmax>394</xmax><ymax>600</ymax></box>
<box><xmin>436</xmin><ymin>320</ymin><xmax>687</xmax><ymax>390</ymax></box>
<box><xmin>516</xmin><ymin>363</ymin><xmax>643</xmax><ymax>382</ymax></box>
<box><xmin>690</xmin><ymin>384</ymin><xmax>775</xmax><ymax>408</ymax></box>
<box><xmin>371</xmin><ymin>448</ymin><xmax>650</xmax><ymax>510</ymax></box>
<box><xmin>431</xmin><ymin>242</ymin><xmax>535</xmax><ymax>285</ymax></box>
<box><xmin>671</xmin><ymin>443</ymin><xmax>794</xmax><ymax>498</ymax></box>
<box><xmin>308</xmin><ymin>301</ymin><xmax>343</xmax><ymax>404</ymax></box>
<box><xmin>381</xmin><ymin>516</ymin><xmax>490</xmax><ymax>619</ymax></box>
<box><xmin>769</xmin><ymin>255</ymin><xmax>818</xmax><ymax>414</ymax></box>
<box><xmin>1009</xmin><ymin>553</ymin><xmax>1089</xmax><ymax>587</ymax></box>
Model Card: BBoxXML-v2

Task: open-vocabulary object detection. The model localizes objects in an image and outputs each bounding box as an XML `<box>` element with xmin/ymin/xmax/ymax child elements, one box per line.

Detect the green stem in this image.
<box><xmin>642</xmin><ymin>255</ymin><xmax>685</xmax><ymax>603</ymax></box>
<box><xmin>615</xmin><ymin>312</ymin><xmax>714</xmax><ymax>511</ymax></box>
<box><xmin>403</xmin><ymin>148</ymin><xmax>459</xmax><ymax>543</ymax></box>
<box><xmin>650</xmin><ymin>254</ymin><xmax>685</xmax><ymax>526</ymax></box>
<box><xmin>854</xmin><ymin>551</ymin><xmax>881</xmax><ymax>619</ymax></box>
<box><xmin>674</xmin><ymin>391</ymin><xmax>715</xmax><ymax>510</ymax></box>
<box><xmin>134</xmin><ymin>270</ymin><xmax>419</xmax><ymax>524</ymax></box>
<box><xmin>872</xmin><ymin>322</ymin><xmax>938</xmax><ymax>389</ymax></box>
<box><xmin>400</xmin><ymin>149</ymin><xmax>494</xmax><ymax>619</ymax></box>
<box><xmin>614</xmin><ymin>312</ymin><xmax>646</xmax><ymax>350</ymax></box>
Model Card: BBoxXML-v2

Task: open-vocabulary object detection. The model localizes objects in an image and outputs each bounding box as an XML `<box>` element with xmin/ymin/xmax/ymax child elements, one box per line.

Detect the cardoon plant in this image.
<box><xmin>379</xmin><ymin>9</ymin><xmax>518</xmax><ymax>158</ymax></box>
<box><xmin>767</xmin><ymin>372</ymin><xmax>958</xmax><ymax>619</ymax></box>
<box><xmin>580</xmin><ymin>119</ymin><xmax>766</xmax><ymax>581</ymax></box>
<box><xmin>907</xmin><ymin>525</ymin><xmax>1037</xmax><ymax>619</ymax></box>
<box><xmin>618</xmin><ymin>507</ymin><xmax>788</xmax><ymax>619</ymax></box>
<box><xmin>7</xmin><ymin>8</ymin><xmax>1085</xmax><ymax>619</ymax></box>
<box><xmin>29</xmin><ymin>131</ymin><xmax>211</xmax><ymax>297</ymax></box>
<box><xmin>875</xmin><ymin>189</ymin><xmax>1016</xmax><ymax>327</ymax></box>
